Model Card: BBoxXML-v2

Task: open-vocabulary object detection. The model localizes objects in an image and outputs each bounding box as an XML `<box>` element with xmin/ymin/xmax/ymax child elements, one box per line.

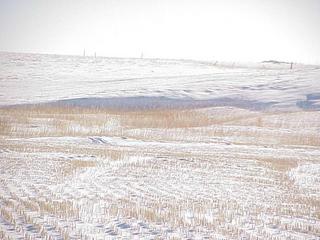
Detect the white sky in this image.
<box><xmin>0</xmin><ymin>0</ymin><xmax>319</xmax><ymax>63</ymax></box>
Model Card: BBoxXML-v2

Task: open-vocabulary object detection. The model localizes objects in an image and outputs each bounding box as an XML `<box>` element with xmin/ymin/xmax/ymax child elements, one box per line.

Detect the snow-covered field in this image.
<box><xmin>1</xmin><ymin>52</ymin><xmax>320</xmax><ymax>109</ymax></box>
<box><xmin>0</xmin><ymin>52</ymin><xmax>320</xmax><ymax>240</ymax></box>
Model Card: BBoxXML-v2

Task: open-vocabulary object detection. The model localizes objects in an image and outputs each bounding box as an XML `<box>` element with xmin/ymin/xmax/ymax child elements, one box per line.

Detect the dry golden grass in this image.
<box><xmin>61</xmin><ymin>159</ymin><xmax>96</xmax><ymax>177</ymax></box>
<box><xmin>258</xmin><ymin>157</ymin><xmax>298</xmax><ymax>172</ymax></box>
<box><xmin>1</xmin><ymin>105</ymin><xmax>320</xmax><ymax>147</ymax></box>
<box><xmin>120</xmin><ymin>109</ymin><xmax>213</xmax><ymax>128</ymax></box>
<box><xmin>0</xmin><ymin>118</ymin><xmax>11</xmax><ymax>135</ymax></box>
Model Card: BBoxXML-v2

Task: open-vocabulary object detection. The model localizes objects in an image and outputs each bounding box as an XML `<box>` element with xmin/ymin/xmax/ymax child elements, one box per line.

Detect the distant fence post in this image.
<box><xmin>290</xmin><ymin>62</ymin><xmax>293</xmax><ymax>69</ymax></box>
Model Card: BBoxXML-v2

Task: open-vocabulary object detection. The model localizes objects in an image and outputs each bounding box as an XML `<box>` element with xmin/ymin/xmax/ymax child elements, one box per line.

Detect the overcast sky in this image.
<box><xmin>0</xmin><ymin>0</ymin><xmax>319</xmax><ymax>63</ymax></box>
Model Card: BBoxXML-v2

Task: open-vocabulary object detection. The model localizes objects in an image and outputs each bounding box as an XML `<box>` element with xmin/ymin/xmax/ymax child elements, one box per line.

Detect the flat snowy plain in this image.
<box><xmin>0</xmin><ymin>52</ymin><xmax>320</xmax><ymax>239</ymax></box>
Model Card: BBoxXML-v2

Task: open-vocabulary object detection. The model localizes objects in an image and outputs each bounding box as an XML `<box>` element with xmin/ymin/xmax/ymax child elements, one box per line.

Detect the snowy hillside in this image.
<box><xmin>1</xmin><ymin>52</ymin><xmax>320</xmax><ymax>110</ymax></box>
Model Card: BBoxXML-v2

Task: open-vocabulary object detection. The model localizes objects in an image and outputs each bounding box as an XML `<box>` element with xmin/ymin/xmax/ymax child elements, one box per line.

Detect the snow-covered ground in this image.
<box><xmin>0</xmin><ymin>52</ymin><xmax>320</xmax><ymax>240</ymax></box>
<box><xmin>1</xmin><ymin>52</ymin><xmax>320</xmax><ymax>109</ymax></box>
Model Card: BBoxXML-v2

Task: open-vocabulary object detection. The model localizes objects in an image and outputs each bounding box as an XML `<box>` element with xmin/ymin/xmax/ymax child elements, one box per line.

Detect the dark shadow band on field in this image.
<box><xmin>35</xmin><ymin>96</ymin><xmax>278</xmax><ymax>111</ymax></box>
<box><xmin>296</xmin><ymin>93</ymin><xmax>320</xmax><ymax>110</ymax></box>
<box><xmin>3</xmin><ymin>94</ymin><xmax>319</xmax><ymax>111</ymax></box>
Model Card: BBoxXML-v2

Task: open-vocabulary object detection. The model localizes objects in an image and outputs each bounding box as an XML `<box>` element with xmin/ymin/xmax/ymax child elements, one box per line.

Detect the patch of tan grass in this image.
<box><xmin>62</xmin><ymin>159</ymin><xmax>96</xmax><ymax>177</ymax></box>
<box><xmin>258</xmin><ymin>157</ymin><xmax>298</xmax><ymax>172</ymax></box>
<box><xmin>0</xmin><ymin>118</ymin><xmax>11</xmax><ymax>135</ymax></box>
<box><xmin>120</xmin><ymin>109</ymin><xmax>213</xmax><ymax>128</ymax></box>
<box><xmin>1</xmin><ymin>105</ymin><xmax>320</xmax><ymax>147</ymax></box>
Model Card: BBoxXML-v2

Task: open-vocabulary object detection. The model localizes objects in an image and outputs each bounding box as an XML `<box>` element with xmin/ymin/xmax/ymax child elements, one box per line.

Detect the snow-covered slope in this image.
<box><xmin>1</xmin><ymin>52</ymin><xmax>319</xmax><ymax>110</ymax></box>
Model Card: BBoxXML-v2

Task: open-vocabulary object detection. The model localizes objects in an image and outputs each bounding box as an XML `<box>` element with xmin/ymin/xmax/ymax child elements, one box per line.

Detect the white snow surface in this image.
<box><xmin>1</xmin><ymin>51</ymin><xmax>320</xmax><ymax>108</ymax></box>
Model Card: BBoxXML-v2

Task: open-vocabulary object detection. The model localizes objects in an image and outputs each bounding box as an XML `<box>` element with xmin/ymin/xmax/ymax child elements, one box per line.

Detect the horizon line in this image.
<box><xmin>0</xmin><ymin>50</ymin><xmax>317</xmax><ymax>66</ymax></box>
